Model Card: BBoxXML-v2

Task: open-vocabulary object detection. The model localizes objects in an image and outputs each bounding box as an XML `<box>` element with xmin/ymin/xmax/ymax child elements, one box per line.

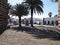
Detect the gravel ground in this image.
<box><xmin>0</xmin><ymin>26</ymin><xmax>60</xmax><ymax>45</ymax></box>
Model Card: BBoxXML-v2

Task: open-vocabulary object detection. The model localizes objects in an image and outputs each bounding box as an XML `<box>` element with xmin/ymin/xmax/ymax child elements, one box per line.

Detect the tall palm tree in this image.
<box><xmin>54</xmin><ymin>14</ymin><xmax>58</xmax><ymax>17</ymax></box>
<box><xmin>7</xmin><ymin>3</ymin><xmax>12</xmax><ymax>11</ymax></box>
<box><xmin>23</xmin><ymin>0</ymin><xmax>43</xmax><ymax>27</ymax></box>
<box><xmin>13</xmin><ymin>4</ymin><xmax>28</xmax><ymax>27</ymax></box>
<box><xmin>7</xmin><ymin>3</ymin><xmax>12</xmax><ymax>16</ymax></box>
<box><xmin>48</xmin><ymin>12</ymin><xmax>52</xmax><ymax>17</ymax></box>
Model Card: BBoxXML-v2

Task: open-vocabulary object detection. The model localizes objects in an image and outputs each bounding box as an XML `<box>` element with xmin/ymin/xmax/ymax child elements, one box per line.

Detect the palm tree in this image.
<box><xmin>23</xmin><ymin>0</ymin><xmax>43</xmax><ymax>27</ymax></box>
<box><xmin>48</xmin><ymin>12</ymin><xmax>52</xmax><ymax>17</ymax></box>
<box><xmin>54</xmin><ymin>14</ymin><xmax>58</xmax><ymax>17</ymax></box>
<box><xmin>13</xmin><ymin>4</ymin><xmax>28</xmax><ymax>27</ymax></box>
<box><xmin>7</xmin><ymin>3</ymin><xmax>12</xmax><ymax>11</ymax></box>
<box><xmin>7</xmin><ymin>3</ymin><xmax>12</xmax><ymax>20</ymax></box>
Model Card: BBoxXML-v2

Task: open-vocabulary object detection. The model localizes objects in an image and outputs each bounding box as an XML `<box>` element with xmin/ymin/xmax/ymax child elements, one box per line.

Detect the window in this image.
<box><xmin>55</xmin><ymin>21</ymin><xmax>58</xmax><ymax>25</ymax></box>
<box><xmin>43</xmin><ymin>21</ymin><xmax>46</xmax><ymax>25</ymax></box>
<box><xmin>48</xmin><ymin>21</ymin><xmax>50</xmax><ymax>25</ymax></box>
<box><xmin>51</xmin><ymin>21</ymin><xmax>54</xmax><ymax>25</ymax></box>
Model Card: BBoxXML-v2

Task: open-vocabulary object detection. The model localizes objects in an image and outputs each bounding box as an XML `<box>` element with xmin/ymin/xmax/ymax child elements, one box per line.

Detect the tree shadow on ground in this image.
<box><xmin>0</xmin><ymin>26</ymin><xmax>10</xmax><ymax>35</ymax></box>
<box><xmin>0</xmin><ymin>30</ymin><xmax>5</xmax><ymax>35</ymax></box>
<box><xmin>12</xmin><ymin>26</ymin><xmax>60</xmax><ymax>41</ymax></box>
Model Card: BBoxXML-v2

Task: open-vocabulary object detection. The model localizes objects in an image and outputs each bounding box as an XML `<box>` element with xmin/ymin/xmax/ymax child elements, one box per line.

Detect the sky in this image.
<box><xmin>8</xmin><ymin>0</ymin><xmax>58</xmax><ymax>19</ymax></box>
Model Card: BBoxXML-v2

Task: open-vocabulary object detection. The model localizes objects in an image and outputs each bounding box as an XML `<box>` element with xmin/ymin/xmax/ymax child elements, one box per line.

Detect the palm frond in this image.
<box><xmin>35</xmin><ymin>5</ymin><xmax>43</xmax><ymax>15</ymax></box>
<box><xmin>24</xmin><ymin>0</ymin><xmax>43</xmax><ymax>15</ymax></box>
<box><xmin>13</xmin><ymin>4</ymin><xmax>29</xmax><ymax>17</ymax></box>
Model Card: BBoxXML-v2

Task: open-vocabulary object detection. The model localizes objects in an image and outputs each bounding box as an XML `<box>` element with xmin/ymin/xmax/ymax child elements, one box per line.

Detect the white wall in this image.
<box><xmin>43</xmin><ymin>17</ymin><xmax>58</xmax><ymax>25</ymax></box>
<box><xmin>23</xmin><ymin>18</ymin><xmax>43</xmax><ymax>25</ymax></box>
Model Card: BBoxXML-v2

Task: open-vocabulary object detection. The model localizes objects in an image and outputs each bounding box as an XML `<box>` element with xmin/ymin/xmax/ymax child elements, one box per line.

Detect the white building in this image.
<box><xmin>23</xmin><ymin>17</ymin><xmax>58</xmax><ymax>26</ymax></box>
<box><xmin>43</xmin><ymin>17</ymin><xmax>58</xmax><ymax>26</ymax></box>
<box><xmin>8</xmin><ymin>15</ymin><xmax>19</xmax><ymax>25</ymax></box>
<box><xmin>23</xmin><ymin>18</ymin><xmax>43</xmax><ymax>25</ymax></box>
<box><xmin>8</xmin><ymin>15</ymin><xmax>58</xmax><ymax>26</ymax></box>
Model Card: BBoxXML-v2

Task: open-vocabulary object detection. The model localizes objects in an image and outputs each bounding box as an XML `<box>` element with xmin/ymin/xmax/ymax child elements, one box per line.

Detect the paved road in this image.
<box><xmin>0</xmin><ymin>27</ymin><xmax>60</xmax><ymax>45</ymax></box>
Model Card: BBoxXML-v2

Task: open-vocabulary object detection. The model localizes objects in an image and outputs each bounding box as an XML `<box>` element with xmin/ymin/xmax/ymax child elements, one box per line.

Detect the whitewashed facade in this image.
<box><xmin>23</xmin><ymin>18</ymin><xmax>43</xmax><ymax>25</ymax></box>
<box><xmin>43</xmin><ymin>17</ymin><xmax>58</xmax><ymax>26</ymax></box>
<box><xmin>23</xmin><ymin>17</ymin><xmax>58</xmax><ymax>26</ymax></box>
<box><xmin>8</xmin><ymin>15</ymin><xmax>58</xmax><ymax>26</ymax></box>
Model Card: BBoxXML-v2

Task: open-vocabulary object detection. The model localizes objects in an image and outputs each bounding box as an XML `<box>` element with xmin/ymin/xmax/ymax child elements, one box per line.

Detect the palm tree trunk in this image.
<box><xmin>31</xmin><ymin>7</ymin><xmax>33</xmax><ymax>27</ymax></box>
<box><xmin>19</xmin><ymin>16</ymin><xmax>21</xmax><ymax>27</ymax></box>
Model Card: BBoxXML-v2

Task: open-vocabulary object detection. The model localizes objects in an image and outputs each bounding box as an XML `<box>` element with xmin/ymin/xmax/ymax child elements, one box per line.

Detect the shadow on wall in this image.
<box><xmin>0</xmin><ymin>29</ymin><xmax>5</xmax><ymax>35</ymax></box>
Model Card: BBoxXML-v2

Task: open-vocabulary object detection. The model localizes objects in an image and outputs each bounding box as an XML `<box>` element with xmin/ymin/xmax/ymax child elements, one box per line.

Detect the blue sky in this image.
<box><xmin>8</xmin><ymin>0</ymin><xmax>58</xmax><ymax>19</ymax></box>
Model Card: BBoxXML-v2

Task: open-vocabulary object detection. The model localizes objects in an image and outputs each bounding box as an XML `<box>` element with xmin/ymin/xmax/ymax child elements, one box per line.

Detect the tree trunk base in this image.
<box><xmin>31</xmin><ymin>25</ymin><xmax>33</xmax><ymax>27</ymax></box>
<box><xmin>19</xmin><ymin>25</ymin><xmax>21</xmax><ymax>27</ymax></box>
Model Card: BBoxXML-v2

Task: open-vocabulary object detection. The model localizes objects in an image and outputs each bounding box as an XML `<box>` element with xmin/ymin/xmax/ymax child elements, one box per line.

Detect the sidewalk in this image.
<box><xmin>0</xmin><ymin>27</ymin><xmax>60</xmax><ymax>45</ymax></box>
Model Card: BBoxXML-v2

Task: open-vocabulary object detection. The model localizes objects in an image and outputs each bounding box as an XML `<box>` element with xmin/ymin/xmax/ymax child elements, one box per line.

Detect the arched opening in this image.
<box><xmin>48</xmin><ymin>21</ymin><xmax>50</xmax><ymax>25</ymax></box>
<box><xmin>55</xmin><ymin>21</ymin><xmax>58</xmax><ymax>25</ymax></box>
<box><xmin>51</xmin><ymin>21</ymin><xmax>54</xmax><ymax>25</ymax></box>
